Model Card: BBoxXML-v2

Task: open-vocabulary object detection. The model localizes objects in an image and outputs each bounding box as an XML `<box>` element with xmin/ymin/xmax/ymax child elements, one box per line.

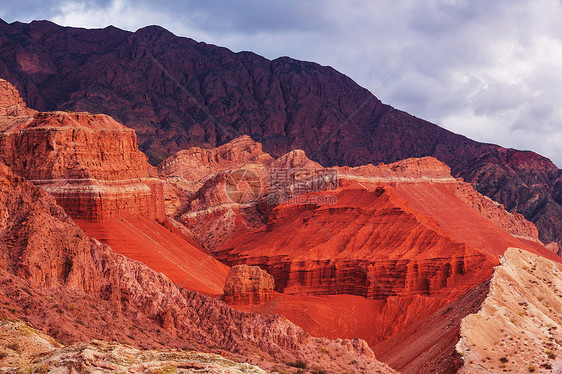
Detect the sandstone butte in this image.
<box><xmin>159</xmin><ymin>135</ymin><xmax>562</xmax><ymax>373</ymax></box>
<box><xmin>0</xmin><ymin>161</ymin><xmax>389</xmax><ymax>373</ymax></box>
<box><xmin>223</xmin><ymin>264</ymin><xmax>278</xmax><ymax>305</ymax></box>
<box><xmin>0</xmin><ymin>79</ymin><xmax>228</xmax><ymax>295</ymax></box>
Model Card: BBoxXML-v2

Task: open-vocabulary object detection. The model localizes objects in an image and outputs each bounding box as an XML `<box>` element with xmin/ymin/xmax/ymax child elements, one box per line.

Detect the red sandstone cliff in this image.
<box><xmin>0</xmin><ymin>161</ymin><xmax>391</xmax><ymax>373</ymax></box>
<box><xmin>0</xmin><ymin>79</ymin><xmax>229</xmax><ymax>295</ymax></box>
<box><xmin>0</xmin><ymin>79</ymin><xmax>163</xmax><ymax>222</ymax></box>
<box><xmin>223</xmin><ymin>265</ymin><xmax>278</xmax><ymax>305</ymax></box>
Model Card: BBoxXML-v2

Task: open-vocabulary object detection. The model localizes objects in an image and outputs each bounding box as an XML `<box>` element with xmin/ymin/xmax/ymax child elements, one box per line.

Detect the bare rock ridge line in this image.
<box><xmin>0</xmin><ymin>150</ymin><xmax>391</xmax><ymax>373</ymax></box>
<box><xmin>160</xmin><ymin>136</ymin><xmax>546</xmax><ymax>252</ymax></box>
<box><xmin>0</xmin><ymin>19</ymin><xmax>560</xmax><ymax>251</ymax></box>
<box><xmin>457</xmin><ymin>248</ymin><xmax>562</xmax><ymax>373</ymax></box>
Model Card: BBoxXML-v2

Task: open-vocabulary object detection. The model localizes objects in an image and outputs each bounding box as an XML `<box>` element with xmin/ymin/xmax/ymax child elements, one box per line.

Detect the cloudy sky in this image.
<box><xmin>2</xmin><ymin>0</ymin><xmax>561</xmax><ymax>167</ymax></box>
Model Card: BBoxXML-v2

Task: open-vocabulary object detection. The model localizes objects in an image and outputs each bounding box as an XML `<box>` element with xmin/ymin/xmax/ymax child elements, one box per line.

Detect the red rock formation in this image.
<box><xmin>0</xmin><ymin>161</ymin><xmax>391</xmax><ymax>373</ymax></box>
<box><xmin>223</xmin><ymin>265</ymin><xmax>277</xmax><ymax>305</ymax></box>
<box><xmin>0</xmin><ymin>79</ymin><xmax>35</xmax><ymax>116</ymax></box>
<box><xmin>1</xmin><ymin>20</ymin><xmax>560</xmax><ymax>250</ymax></box>
<box><xmin>158</xmin><ymin>135</ymin><xmax>273</xmax><ymax>185</ymax></box>
<box><xmin>0</xmin><ymin>79</ymin><xmax>164</xmax><ymax>222</ymax></box>
<box><xmin>0</xmin><ymin>80</ymin><xmax>230</xmax><ymax>295</ymax></box>
<box><xmin>211</xmin><ymin>155</ymin><xmax>560</xmax><ymax>354</ymax></box>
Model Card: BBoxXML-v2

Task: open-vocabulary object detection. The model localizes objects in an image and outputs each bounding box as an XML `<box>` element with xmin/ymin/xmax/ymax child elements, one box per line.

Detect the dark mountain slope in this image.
<box><xmin>0</xmin><ymin>19</ymin><xmax>560</xmax><ymax>250</ymax></box>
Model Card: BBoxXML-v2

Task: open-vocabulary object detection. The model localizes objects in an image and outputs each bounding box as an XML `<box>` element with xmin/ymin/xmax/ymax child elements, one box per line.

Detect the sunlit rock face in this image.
<box><xmin>457</xmin><ymin>248</ymin><xmax>562</xmax><ymax>374</ymax></box>
<box><xmin>0</xmin><ymin>79</ymin><xmax>164</xmax><ymax>222</ymax></box>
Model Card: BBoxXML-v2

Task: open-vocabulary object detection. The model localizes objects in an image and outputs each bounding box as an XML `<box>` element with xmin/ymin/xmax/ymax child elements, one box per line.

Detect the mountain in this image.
<box><xmin>159</xmin><ymin>136</ymin><xmax>560</xmax><ymax>372</ymax></box>
<box><xmin>0</xmin><ymin>19</ymin><xmax>560</xmax><ymax>252</ymax></box>
<box><xmin>1</xmin><ymin>68</ymin><xmax>561</xmax><ymax>372</ymax></box>
<box><xmin>0</xmin><ymin>97</ymin><xmax>391</xmax><ymax>372</ymax></box>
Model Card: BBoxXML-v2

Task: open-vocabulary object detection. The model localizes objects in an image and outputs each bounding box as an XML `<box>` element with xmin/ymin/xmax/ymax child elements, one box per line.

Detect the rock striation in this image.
<box><xmin>0</xmin><ymin>79</ymin><xmax>230</xmax><ymax>295</ymax></box>
<box><xmin>223</xmin><ymin>265</ymin><xmax>277</xmax><ymax>305</ymax></box>
<box><xmin>0</xmin><ymin>161</ymin><xmax>391</xmax><ymax>373</ymax></box>
<box><xmin>457</xmin><ymin>248</ymin><xmax>562</xmax><ymax>373</ymax></box>
<box><xmin>202</xmin><ymin>144</ymin><xmax>560</xmax><ymax>353</ymax></box>
<box><xmin>0</xmin><ymin>79</ymin><xmax>164</xmax><ymax>222</ymax></box>
<box><xmin>1</xmin><ymin>19</ymin><xmax>560</xmax><ymax>250</ymax></box>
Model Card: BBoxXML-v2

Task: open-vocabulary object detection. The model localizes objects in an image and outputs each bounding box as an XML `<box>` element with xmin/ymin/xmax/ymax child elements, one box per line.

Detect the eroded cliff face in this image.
<box><xmin>0</xmin><ymin>79</ymin><xmax>164</xmax><ymax>222</ymax></box>
<box><xmin>0</xmin><ymin>161</ymin><xmax>392</xmax><ymax>374</ymax></box>
<box><xmin>223</xmin><ymin>265</ymin><xmax>277</xmax><ymax>305</ymax></box>
<box><xmin>0</xmin><ymin>79</ymin><xmax>231</xmax><ymax>295</ymax></box>
<box><xmin>160</xmin><ymin>136</ymin><xmax>558</xmax><ymax>365</ymax></box>
<box><xmin>457</xmin><ymin>248</ymin><xmax>562</xmax><ymax>373</ymax></box>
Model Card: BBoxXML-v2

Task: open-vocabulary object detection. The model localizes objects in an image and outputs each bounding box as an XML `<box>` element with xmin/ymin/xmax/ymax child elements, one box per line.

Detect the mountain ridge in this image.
<box><xmin>0</xmin><ymin>18</ymin><xmax>560</xmax><ymax>251</ymax></box>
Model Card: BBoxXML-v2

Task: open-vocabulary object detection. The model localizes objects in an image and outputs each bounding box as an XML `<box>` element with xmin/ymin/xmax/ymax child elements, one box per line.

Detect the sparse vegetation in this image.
<box><xmin>288</xmin><ymin>359</ymin><xmax>307</xmax><ymax>369</ymax></box>
<box><xmin>65</xmin><ymin>303</ymin><xmax>78</xmax><ymax>311</ymax></box>
<box><xmin>499</xmin><ymin>357</ymin><xmax>508</xmax><ymax>363</ymax></box>
<box><xmin>541</xmin><ymin>363</ymin><xmax>553</xmax><ymax>370</ymax></box>
<box><xmin>151</xmin><ymin>365</ymin><xmax>177</xmax><ymax>374</ymax></box>
<box><xmin>312</xmin><ymin>368</ymin><xmax>327</xmax><ymax>374</ymax></box>
<box><xmin>545</xmin><ymin>350</ymin><xmax>556</xmax><ymax>359</ymax></box>
<box><xmin>528</xmin><ymin>365</ymin><xmax>536</xmax><ymax>372</ymax></box>
<box><xmin>318</xmin><ymin>345</ymin><xmax>329</xmax><ymax>354</ymax></box>
<box><xmin>5</xmin><ymin>342</ymin><xmax>19</xmax><ymax>351</ymax></box>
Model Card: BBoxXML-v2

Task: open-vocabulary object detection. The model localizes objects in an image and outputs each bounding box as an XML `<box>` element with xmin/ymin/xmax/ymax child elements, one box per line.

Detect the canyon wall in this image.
<box><xmin>0</xmin><ymin>79</ymin><xmax>164</xmax><ymax>222</ymax></box>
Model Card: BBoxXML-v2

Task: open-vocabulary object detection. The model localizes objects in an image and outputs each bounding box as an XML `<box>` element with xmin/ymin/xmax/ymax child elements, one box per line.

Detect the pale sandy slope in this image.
<box><xmin>457</xmin><ymin>247</ymin><xmax>562</xmax><ymax>373</ymax></box>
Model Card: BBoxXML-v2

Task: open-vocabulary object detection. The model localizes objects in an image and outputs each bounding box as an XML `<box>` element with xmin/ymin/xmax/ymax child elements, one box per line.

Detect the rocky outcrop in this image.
<box><xmin>0</xmin><ymin>319</ymin><xmax>61</xmax><ymax>369</ymax></box>
<box><xmin>0</xmin><ymin>79</ymin><xmax>164</xmax><ymax>222</ymax></box>
<box><xmin>0</xmin><ymin>79</ymin><xmax>35</xmax><ymax>116</ymax></box>
<box><xmin>158</xmin><ymin>135</ymin><xmax>273</xmax><ymax>216</ymax></box>
<box><xmin>0</xmin><ymin>321</ymin><xmax>266</xmax><ymax>374</ymax></box>
<box><xmin>224</xmin><ymin>265</ymin><xmax>277</xmax><ymax>305</ymax></box>
<box><xmin>457</xmin><ymin>248</ymin><xmax>562</xmax><ymax>373</ymax></box>
<box><xmin>0</xmin><ymin>161</ymin><xmax>391</xmax><ymax>373</ymax></box>
<box><xmin>1</xmin><ymin>19</ymin><xmax>560</xmax><ymax>249</ymax></box>
<box><xmin>0</xmin><ymin>80</ymin><xmax>229</xmax><ymax>296</ymax></box>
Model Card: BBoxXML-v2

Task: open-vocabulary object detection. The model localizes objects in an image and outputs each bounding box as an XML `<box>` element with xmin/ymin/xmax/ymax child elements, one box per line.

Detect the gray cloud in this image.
<box><xmin>1</xmin><ymin>0</ymin><xmax>561</xmax><ymax>166</ymax></box>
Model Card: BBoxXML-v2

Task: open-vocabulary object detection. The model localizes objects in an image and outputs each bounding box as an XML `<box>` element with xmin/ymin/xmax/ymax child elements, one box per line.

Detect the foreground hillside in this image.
<box><xmin>0</xmin><ymin>320</ymin><xmax>267</xmax><ymax>373</ymax></box>
<box><xmin>0</xmin><ymin>19</ymin><xmax>560</xmax><ymax>251</ymax></box>
<box><xmin>458</xmin><ymin>248</ymin><xmax>562</xmax><ymax>373</ymax></box>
